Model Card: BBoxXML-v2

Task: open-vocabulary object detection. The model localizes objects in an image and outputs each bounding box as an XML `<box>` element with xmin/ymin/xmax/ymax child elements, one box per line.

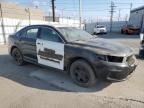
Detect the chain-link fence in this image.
<box><xmin>85</xmin><ymin>21</ymin><xmax>127</xmax><ymax>34</ymax></box>
<box><xmin>0</xmin><ymin>2</ymin><xmax>81</xmax><ymax>44</ymax></box>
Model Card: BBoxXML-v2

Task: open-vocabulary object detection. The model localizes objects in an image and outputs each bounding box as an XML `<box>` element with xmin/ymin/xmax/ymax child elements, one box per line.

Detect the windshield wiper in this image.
<box><xmin>73</xmin><ymin>39</ymin><xmax>81</xmax><ymax>41</ymax></box>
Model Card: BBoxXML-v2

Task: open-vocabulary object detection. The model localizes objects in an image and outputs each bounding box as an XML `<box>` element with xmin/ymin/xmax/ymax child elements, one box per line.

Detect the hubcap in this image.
<box><xmin>13</xmin><ymin>50</ymin><xmax>22</xmax><ymax>64</ymax></box>
<box><xmin>73</xmin><ymin>66</ymin><xmax>90</xmax><ymax>83</ymax></box>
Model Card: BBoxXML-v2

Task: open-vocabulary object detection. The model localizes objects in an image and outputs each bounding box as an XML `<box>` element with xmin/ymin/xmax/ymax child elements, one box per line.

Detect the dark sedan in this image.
<box><xmin>8</xmin><ymin>25</ymin><xmax>137</xmax><ymax>87</ymax></box>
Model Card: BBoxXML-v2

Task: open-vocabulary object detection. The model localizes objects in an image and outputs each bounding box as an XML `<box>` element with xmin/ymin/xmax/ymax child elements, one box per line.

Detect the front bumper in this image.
<box><xmin>127</xmin><ymin>29</ymin><xmax>139</xmax><ymax>34</ymax></box>
<box><xmin>96</xmin><ymin>31</ymin><xmax>107</xmax><ymax>34</ymax></box>
<box><xmin>93</xmin><ymin>60</ymin><xmax>137</xmax><ymax>81</ymax></box>
<box><xmin>106</xmin><ymin>64</ymin><xmax>137</xmax><ymax>81</ymax></box>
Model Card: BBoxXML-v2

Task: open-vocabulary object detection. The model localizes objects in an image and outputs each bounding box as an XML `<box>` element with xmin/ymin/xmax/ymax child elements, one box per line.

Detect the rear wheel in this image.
<box><xmin>70</xmin><ymin>60</ymin><xmax>97</xmax><ymax>87</ymax></box>
<box><xmin>12</xmin><ymin>48</ymin><xmax>24</xmax><ymax>66</ymax></box>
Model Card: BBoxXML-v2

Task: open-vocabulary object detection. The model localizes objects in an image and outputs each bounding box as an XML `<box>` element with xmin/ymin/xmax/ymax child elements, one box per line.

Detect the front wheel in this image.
<box><xmin>12</xmin><ymin>48</ymin><xmax>24</xmax><ymax>66</ymax></box>
<box><xmin>70</xmin><ymin>60</ymin><xmax>97</xmax><ymax>87</ymax></box>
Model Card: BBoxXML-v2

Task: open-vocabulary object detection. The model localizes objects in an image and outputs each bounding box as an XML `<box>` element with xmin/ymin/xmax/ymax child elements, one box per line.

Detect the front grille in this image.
<box><xmin>126</xmin><ymin>55</ymin><xmax>135</xmax><ymax>65</ymax></box>
<box><xmin>107</xmin><ymin>56</ymin><xmax>123</xmax><ymax>63</ymax></box>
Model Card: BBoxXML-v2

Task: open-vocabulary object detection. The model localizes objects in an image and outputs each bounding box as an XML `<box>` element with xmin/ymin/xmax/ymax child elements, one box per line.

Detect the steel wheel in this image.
<box><xmin>73</xmin><ymin>65</ymin><xmax>90</xmax><ymax>83</ymax></box>
<box><xmin>12</xmin><ymin>48</ymin><xmax>24</xmax><ymax>65</ymax></box>
<box><xmin>70</xmin><ymin>60</ymin><xmax>97</xmax><ymax>87</ymax></box>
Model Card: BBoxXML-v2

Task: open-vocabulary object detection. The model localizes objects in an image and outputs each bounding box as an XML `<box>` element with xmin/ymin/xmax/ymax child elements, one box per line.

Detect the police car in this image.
<box><xmin>8</xmin><ymin>25</ymin><xmax>137</xmax><ymax>87</ymax></box>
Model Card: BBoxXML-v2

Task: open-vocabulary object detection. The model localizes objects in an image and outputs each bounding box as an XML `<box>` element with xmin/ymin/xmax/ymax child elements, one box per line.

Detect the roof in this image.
<box><xmin>131</xmin><ymin>5</ymin><xmax>144</xmax><ymax>13</ymax></box>
<box><xmin>23</xmin><ymin>24</ymin><xmax>77</xmax><ymax>28</ymax></box>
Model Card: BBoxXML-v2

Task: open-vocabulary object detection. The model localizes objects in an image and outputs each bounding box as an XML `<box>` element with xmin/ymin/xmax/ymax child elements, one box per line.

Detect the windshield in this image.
<box><xmin>127</xmin><ymin>25</ymin><xmax>134</xmax><ymax>27</ymax></box>
<box><xmin>57</xmin><ymin>27</ymin><xmax>94</xmax><ymax>42</ymax></box>
<box><xmin>96</xmin><ymin>25</ymin><xmax>105</xmax><ymax>28</ymax></box>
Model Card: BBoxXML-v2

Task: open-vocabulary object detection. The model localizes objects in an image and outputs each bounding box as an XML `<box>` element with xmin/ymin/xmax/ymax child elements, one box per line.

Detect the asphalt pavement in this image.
<box><xmin>0</xmin><ymin>33</ymin><xmax>144</xmax><ymax>108</ymax></box>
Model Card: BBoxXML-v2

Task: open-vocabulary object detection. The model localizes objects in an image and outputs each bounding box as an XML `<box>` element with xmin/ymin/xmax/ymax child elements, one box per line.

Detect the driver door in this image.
<box><xmin>36</xmin><ymin>27</ymin><xmax>64</xmax><ymax>70</ymax></box>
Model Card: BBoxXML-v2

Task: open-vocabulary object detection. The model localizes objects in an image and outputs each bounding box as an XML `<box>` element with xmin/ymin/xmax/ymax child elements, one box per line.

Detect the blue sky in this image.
<box><xmin>2</xmin><ymin>0</ymin><xmax>144</xmax><ymax>22</ymax></box>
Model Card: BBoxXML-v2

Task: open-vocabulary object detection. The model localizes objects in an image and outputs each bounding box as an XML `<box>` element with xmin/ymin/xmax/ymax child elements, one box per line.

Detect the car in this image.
<box><xmin>8</xmin><ymin>25</ymin><xmax>137</xmax><ymax>87</ymax></box>
<box><xmin>121</xmin><ymin>25</ymin><xmax>140</xmax><ymax>35</ymax></box>
<box><xmin>93</xmin><ymin>25</ymin><xmax>107</xmax><ymax>34</ymax></box>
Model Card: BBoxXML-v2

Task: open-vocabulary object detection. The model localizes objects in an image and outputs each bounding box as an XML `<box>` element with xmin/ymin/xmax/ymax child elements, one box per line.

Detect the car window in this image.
<box><xmin>40</xmin><ymin>27</ymin><xmax>62</xmax><ymax>42</ymax></box>
<box><xmin>20</xmin><ymin>30</ymin><xmax>27</xmax><ymax>38</ymax></box>
<box><xmin>96</xmin><ymin>26</ymin><xmax>105</xmax><ymax>28</ymax></box>
<box><xmin>26</xmin><ymin>28</ymin><xmax>38</xmax><ymax>39</ymax></box>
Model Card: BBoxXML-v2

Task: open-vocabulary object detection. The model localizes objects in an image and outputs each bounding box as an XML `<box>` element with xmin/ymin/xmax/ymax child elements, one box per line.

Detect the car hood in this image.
<box><xmin>70</xmin><ymin>38</ymin><xmax>133</xmax><ymax>56</ymax></box>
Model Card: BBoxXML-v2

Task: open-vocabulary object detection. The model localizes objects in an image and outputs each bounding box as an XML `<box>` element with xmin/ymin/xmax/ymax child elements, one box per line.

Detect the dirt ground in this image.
<box><xmin>0</xmin><ymin>33</ymin><xmax>144</xmax><ymax>108</ymax></box>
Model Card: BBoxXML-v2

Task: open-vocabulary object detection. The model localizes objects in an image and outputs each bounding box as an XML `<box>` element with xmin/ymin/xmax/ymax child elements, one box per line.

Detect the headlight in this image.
<box><xmin>96</xmin><ymin>54</ymin><xmax>107</xmax><ymax>61</ymax></box>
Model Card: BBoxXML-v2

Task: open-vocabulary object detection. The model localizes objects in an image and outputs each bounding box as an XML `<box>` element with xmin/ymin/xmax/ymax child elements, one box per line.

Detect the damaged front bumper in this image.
<box><xmin>93</xmin><ymin>55</ymin><xmax>137</xmax><ymax>81</ymax></box>
<box><xmin>106</xmin><ymin>64</ymin><xmax>137</xmax><ymax>81</ymax></box>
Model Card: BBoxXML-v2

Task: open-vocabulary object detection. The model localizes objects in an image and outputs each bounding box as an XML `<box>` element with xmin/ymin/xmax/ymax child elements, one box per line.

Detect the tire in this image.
<box><xmin>70</xmin><ymin>60</ymin><xmax>97</xmax><ymax>87</ymax></box>
<box><xmin>12</xmin><ymin>48</ymin><xmax>24</xmax><ymax>66</ymax></box>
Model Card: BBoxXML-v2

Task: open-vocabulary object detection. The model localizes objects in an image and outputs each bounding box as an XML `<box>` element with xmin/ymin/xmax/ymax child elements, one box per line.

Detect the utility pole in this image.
<box><xmin>125</xmin><ymin>14</ymin><xmax>128</xmax><ymax>25</ymax></box>
<box><xmin>129</xmin><ymin>3</ymin><xmax>133</xmax><ymax>21</ymax></box>
<box><xmin>25</xmin><ymin>8</ymin><xmax>31</xmax><ymax>25</ymax></box>
<box><xmin>109</xmin><ymin>1</ymin><xmax>116</xmax><ymax>32</ymax></box>
<box><xmin>79</xmin><ymin>0</ymin><xmax>82</xmax><ymax>29</ymax></box>
<box><xmin>28</xmin><ymin>8</ymin><xmax>31</xmax><ymax>25</ymax></box>
<box><xmin>118</xmin><ymin>9</ymin><xmax>121</xmax><ymax>22</ymax></box>
<box><xmin>61</xmin><ymin>8</ymin><xmax>65</xmax><ymax>23</ymax></box>
<box><xmin>0</xmin><ymin>3</ymin><xmax>6</xmax><ymax>44</ymax></box>
<box><xmin>52</xmin><ymin>0</ymin><xmax>55</xmax><ymax>22</ymax></box>
<box><xmin>130</xmin><ymin>3</ymin><xmax>133</xmax><ymax>11</ymax></box>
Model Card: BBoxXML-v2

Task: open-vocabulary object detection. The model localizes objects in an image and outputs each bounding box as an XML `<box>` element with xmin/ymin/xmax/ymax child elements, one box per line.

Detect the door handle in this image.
<box><xmin>37</xmin><ymin>42</ymin><xmax>43</xmax><ymax>45</ymax></box>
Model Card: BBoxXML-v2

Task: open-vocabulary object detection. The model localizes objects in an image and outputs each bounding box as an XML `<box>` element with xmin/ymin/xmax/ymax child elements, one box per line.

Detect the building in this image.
<box><xmin>129</xmin><ymin>6</ymin><xmax>144</xmax><ymax>31</ymax></box>
<box><xmin>0</xmin><ymin>2</ymin><xmax>81</xmax><ymax>44</ymax></box>
<box><xmin>1</xmin><ymin>2</ymin><xmax>44</xmax><ymax>20</ymax></box>
<box><xmin>0</xmin><ymin>2</ymin><xmax>45</xmax><ymax>44</ymax></box>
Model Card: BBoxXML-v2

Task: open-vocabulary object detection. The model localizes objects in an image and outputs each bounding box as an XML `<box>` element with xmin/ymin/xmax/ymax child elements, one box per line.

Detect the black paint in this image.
<box><xmin>8</xmin><ymin>24</ymin><xmax>137</xmax><ymax>81</ymax></box>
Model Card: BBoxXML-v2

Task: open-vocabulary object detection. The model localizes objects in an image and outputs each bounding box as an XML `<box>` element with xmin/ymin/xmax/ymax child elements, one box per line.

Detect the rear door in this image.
<box><xmin>36</xmin><ymin>27</ymin><xmax>64</xmax><ymax>70</ymax></box>
<box><xmin>19</xmin><ymin>27</ymin><xmax>39</xmax><ymax>60</ymax></box>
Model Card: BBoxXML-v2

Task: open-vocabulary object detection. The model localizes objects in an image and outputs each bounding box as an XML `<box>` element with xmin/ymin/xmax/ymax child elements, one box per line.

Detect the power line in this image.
<box><xmin>54</xmin><ymin>2</ymin><xmax>143</xmax><ymax>5</ymax></box>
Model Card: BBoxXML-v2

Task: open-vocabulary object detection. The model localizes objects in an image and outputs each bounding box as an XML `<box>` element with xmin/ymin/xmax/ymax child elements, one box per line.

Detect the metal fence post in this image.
<box><xmin>0</xmin><ymin>3</ymin><xmax>6</xmax><ymax>44</ymax></box>
<box><xmin>28</xmin><ymin>8</ymin><xmax>31</xmax><ymax>25</ymax></box>
<box><xmin>25</xmin><ymin>8</ymin><xmax>31</xmax><ymax>25</ymax></box>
